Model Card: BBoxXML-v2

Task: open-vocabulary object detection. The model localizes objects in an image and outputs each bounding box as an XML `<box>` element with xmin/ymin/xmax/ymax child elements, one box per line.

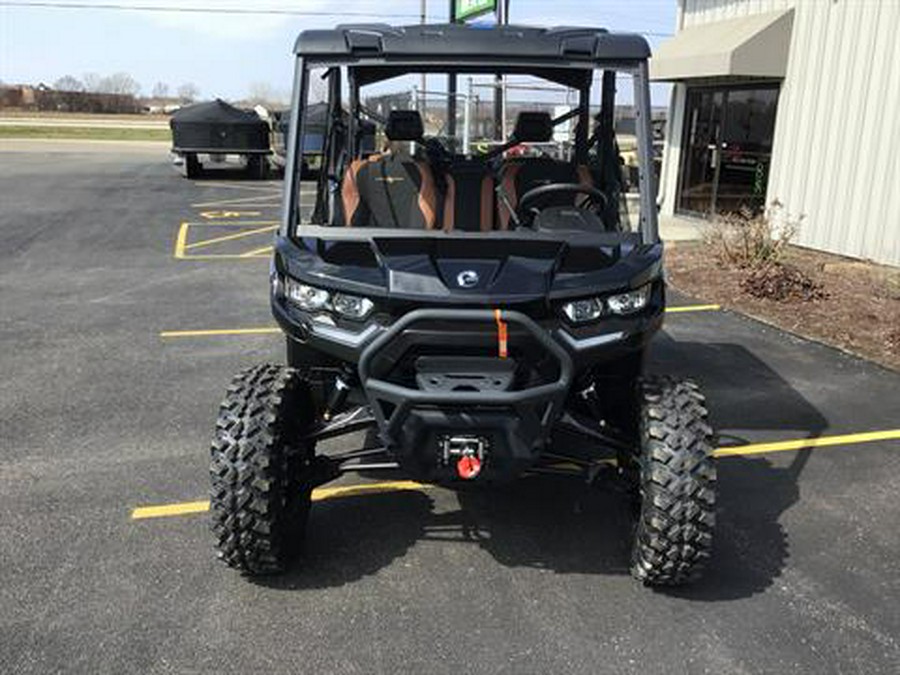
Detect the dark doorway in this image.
<box><xmin>677</xmin><ymin>85</ymin><xmax>779</xmax><ymax>217</ymax></box>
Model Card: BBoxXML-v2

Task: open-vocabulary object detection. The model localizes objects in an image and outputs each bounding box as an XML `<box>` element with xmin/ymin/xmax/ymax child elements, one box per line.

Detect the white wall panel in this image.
<box><xmin>668</xmin><ymin>0</ymin><xmax>900</xmax><ymax>265</ymax></box>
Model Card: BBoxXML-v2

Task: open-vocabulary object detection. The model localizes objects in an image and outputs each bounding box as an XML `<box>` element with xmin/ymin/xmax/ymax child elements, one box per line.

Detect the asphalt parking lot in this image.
<box><xmin>1</xmin><ymin>142</ymin><xmax>899</xmax><ymax>675</ymax></box>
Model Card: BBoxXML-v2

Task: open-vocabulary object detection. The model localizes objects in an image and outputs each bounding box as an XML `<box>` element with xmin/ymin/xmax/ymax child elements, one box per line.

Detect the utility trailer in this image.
<box><xmin>170</xmin><ymin>99</ymin><xmax>271</xmax><ymax>179</ymax></box>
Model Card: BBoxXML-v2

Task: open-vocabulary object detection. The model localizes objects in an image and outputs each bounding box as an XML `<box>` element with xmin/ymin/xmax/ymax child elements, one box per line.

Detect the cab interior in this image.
<box><xmin>303</xmin><ymin>65</ymin><xmax>632</xmax><ymax>235</ymax></box>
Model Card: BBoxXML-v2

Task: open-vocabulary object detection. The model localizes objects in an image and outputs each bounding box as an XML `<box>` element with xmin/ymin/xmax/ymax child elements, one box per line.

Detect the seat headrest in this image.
<box><xmin>385</xmin><ymin>110</ymin><xmax>424</xmax><ymax>142</ymax></box>
<box><xmin>513</xmin><ymin>112</ymin><xmax>554</xmax><ymax>143</ymax></box>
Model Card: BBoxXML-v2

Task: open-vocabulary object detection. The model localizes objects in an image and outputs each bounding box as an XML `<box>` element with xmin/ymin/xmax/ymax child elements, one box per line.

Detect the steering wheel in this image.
<box><xmin>516</xmin><ymin>183</ymin><xmax>609</xmax><ymax>227</ymax></box>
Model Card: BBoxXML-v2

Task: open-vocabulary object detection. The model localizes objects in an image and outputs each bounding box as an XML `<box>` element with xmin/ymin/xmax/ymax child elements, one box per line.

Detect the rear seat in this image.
<box><xmin>442</xmin><ymin>159</ymin><xmax>494</xmax><ymax>232</ymax></box>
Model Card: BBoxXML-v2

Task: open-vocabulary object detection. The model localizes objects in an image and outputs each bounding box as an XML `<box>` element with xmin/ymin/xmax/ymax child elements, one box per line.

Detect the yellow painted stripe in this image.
<box><xmin>192</xmin><ymin>194</ymin><xmax>282</xmax><ymax>208</ymax></box>
<box><xmin>160</xmin><ymin>304</ymin><xmax>724</xmax><ymax>338</ymax></box>
<box><xmin>132</xmin><ymin>500</ymin><xmax>210</xmax><ymax>519</ymax></box>
<box><xmin>185</xmin><ymin>219</ymin><xmax>281</xmax><ymax>227</ymax></box>
<box><xmin>714</xmin><ymin>429</ymin><xmax>900</xmax><ymax>458</ymax></box>
<box><xmin>131</xmin><ymin>480</ymin><xmax>431</xmax><ymax>520</ymax></box>
<box><xmin>175</xmin><ymin>253</ymin><xmax>270</xmax><ymax>261</ymax></box>
<box><xmin>666</xmin><ymin>304</ymin><xmax>721</xmax><ymax>314</ymax></box>
<box><xmin>132</xmin><ymin>432</ymin><xmax>900</xmax><ymax>520</ymax></box>
<box><xmin>311</xmin><ymin>480</ymin><xmax>431</xmax><ymax>501</ymax></box>
<box><xmin>159</xmin><ymin>327</ymin><xmax>281</xmax><ymax>338</ymax></box>
<box><xmin>195</xmin><ymin>182</ymin><xmax>282</xmax><ymax>193</ymax></box>
<box><xmin>183</xmin><ymin>224</ymin><xmax>278</xmax><ymax>251</ymax></box>
<box><xmin>173</xmin><ymin>222</ymin><xmax>189</xmax><ymax>259</ymax></box>
<box><xmin>240</xmin><ymin>245</ymin><xmax>274</xmax><ymax>257</ymax></box>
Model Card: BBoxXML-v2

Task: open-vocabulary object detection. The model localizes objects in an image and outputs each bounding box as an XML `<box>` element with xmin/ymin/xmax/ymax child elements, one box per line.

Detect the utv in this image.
<box><xmin>210</xmin><ymin>23</ymin><xmax>716</xmax><ymax>586</ymax></box>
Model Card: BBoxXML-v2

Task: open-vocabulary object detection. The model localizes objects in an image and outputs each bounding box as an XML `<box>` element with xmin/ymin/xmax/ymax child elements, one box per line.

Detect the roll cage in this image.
<box><xmin>281</xmin><ymin>23</ymin><xmax>658</xmax><ymax>244</ymax></box>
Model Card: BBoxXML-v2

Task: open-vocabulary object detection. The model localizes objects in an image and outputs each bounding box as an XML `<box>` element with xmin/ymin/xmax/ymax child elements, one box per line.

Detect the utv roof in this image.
<box><xmin>293</xmin><ymin>23</ymin><xmax>650</xmax><ymax>62</ymax></box>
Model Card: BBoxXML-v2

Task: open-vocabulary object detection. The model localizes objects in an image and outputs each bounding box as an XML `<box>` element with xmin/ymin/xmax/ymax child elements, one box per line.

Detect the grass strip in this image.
<box><xmin>0</xmin><ymin>125</ymin><xmax>170</xmax><ymax>142</ymax></box>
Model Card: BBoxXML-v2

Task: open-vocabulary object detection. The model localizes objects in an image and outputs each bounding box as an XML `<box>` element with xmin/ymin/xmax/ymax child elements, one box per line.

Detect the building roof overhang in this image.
<box><xmin>650</xmin><ymin>9</ymin><xmax>794</xmax><ymax>81</ymax></box>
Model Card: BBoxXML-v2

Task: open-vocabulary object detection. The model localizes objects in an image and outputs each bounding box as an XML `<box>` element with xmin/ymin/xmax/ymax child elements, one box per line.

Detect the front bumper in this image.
<box><xmin>357</xmin><ymin>309</ymin><xmax>573</xmax><ymax>481</ymax></box>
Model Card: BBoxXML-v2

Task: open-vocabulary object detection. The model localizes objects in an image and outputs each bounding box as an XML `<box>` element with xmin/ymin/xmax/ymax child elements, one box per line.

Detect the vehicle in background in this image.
<box><xmin>271</xmin><ymin>103</ymin><xmax>376</xmax><ymax>179</ymax></box>
<box><xmin>170</xmin><ymin>99</ymin><xmax>271</xmax><ymax>179</ymax></box>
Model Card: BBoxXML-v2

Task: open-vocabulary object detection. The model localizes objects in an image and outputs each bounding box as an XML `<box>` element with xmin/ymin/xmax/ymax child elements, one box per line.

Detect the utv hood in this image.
<box><xmin>276</xmin><ymin>232</ymin><xmax>662</xmax><ymax>304</ymax></box>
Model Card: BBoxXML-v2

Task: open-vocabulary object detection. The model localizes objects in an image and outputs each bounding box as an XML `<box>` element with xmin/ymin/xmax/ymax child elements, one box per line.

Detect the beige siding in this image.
<box><xmin>667</xmin><ymin>0</ymin><xmax>900</xmax><ymax>266</ymax></box>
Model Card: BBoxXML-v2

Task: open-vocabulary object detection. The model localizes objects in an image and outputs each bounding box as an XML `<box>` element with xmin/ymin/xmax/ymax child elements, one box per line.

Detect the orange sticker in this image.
<box><xmin>494</xmin><ymin>309</ymin><xmax>508</xmax><ymax>359</ymax></box>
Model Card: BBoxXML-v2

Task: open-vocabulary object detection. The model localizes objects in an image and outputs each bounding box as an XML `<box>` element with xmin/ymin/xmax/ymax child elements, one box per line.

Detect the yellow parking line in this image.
<box><xmin>173</xmin><ymin>222</ymin><xmax>189</xmax><ymax>259</ymax></box>
<box><xmin>192</xmin><ymin>194</ymin><xmax>282</xmax><ymax>208</ymax></box>
<box><xmin>173</xmin><ymin>254</ymin><xmax>271</xmax><ymax>261</ymax></box>
<box><xmin>714</xmin><ymin>429</ymin><xmax>900</xmax><ymax>458</ymax></box>
<box><xmin>132</xmin><ymin>500</ymin><xmax>210</xmax><ymax>519</ymax></box>
<box><xmin>183</xmin><ymin>224</ymin><xmax>278</xmax><ymax>251</ymax></box>
<box><xmin>241</xmin><ymin>245</ymin><xmax>274</xmax><ymax>257</ymax></box>
<box><xmin>131</xmin><ymin>480</ymin><xmax>432</xmax><ymax>520</ymax></box>
<box><xmin>161</xmin><ymin>304</ymin><xmax>723</xmax><ymax>338</ymax></box>
<box><xmin>186</xmin><ymin>220</ymin><xmax>280</xmax><ymax>227</ymax></box>
<box><xmin>132</xmin><ymin>431</ymin><xmax>899</xmax><ymax>520</ymax></box>
<box><xmin>195</xmin><ymin>182</ymin><xmax>282</xmax><ymax>193</ymax></box>
<box><xmin>666</xmin><ymin>304</ymin><xmax>721</xmax><ymax>313</ymax></box>
<box><xmin>160</xmin><ymin>327</ymin><xmax>281</xmax><ymax>338</ymax></box>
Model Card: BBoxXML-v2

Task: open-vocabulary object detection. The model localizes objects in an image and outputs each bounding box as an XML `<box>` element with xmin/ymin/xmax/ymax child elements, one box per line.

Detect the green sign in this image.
<box><xmin>455</xmin><ymin>0</ymin><xmax>497</xmax><ymax>21</ymax></box>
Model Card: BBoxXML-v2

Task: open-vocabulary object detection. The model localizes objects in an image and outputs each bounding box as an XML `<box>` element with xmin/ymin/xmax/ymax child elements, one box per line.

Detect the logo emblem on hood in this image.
<box><xmin>456</xmin><ymin>270</ymin><xmax>480</xmax><ymax>288</ymax></box>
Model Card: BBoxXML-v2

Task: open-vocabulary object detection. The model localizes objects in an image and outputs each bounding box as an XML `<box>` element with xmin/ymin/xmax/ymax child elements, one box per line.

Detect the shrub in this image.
<box><xmin>704</xmin><ymin>202</ymin><xmax>799</xmax><ymax>270</ymax></box>
<box><xmin>740</xmin><ymin>262</ymin><xmax>828</xmax><ymax>302</ymax></box>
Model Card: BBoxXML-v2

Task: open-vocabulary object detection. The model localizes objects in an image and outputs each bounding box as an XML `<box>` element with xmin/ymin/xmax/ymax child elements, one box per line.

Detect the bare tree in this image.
<box><xmin>98</xmin><ymin>72</ymin><xmax>141</xmax><ymax>96</ymax></box>
<box><xmin>82</xmin><ymin>72</ymin><xmax>103</xmax><ymax>93</ymax></box>
<box><xmin>53</xmin><ymin>75</ymin><xmax>84</xmax><ymax>92</ymax></box>
<box><xmin>246</xmin><ymin>81</ymin><xmax>274</xmax><ymax>106</ymax></box>
<box><xmin>246</xmin><ymin>81</ymin><xmax>290</xmax><ymax>107</ymax></box>
<box><xmin>151</xmin><ymin>82</ymin><xmax>170</xmax><ymax>99</ymax></box>
<box><xmin>177</xmin><ymin>82</ymin><xmax>200</xmax><ymax>103</ymax></box>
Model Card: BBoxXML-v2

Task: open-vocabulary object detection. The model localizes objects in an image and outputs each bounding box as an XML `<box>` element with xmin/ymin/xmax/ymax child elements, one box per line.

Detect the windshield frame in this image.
<box><xmin>281</xmin><ymin>56</ymin><xmax>658</xmax><ymax>245</ymax></box>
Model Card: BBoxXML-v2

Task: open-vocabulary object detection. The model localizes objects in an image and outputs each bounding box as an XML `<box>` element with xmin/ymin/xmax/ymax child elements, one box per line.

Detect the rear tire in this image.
<box><xmin>210</xmin><ymin>364</ymin><xmax>315</xmax><ymax>575</ymax></box>
<box><xmin>246</xmin><ymin>155</ymin><xmax>268</xmax><ymax>180</ymax></box>
<box><xmin>630</xmin><ymin>376</ymin><xmax>716</xmax><ymax>586</ymax></box>
<box><xmin>184</xmin><ymin>153</ymin><xmax>202</xmax><ymax>179</ymax></box>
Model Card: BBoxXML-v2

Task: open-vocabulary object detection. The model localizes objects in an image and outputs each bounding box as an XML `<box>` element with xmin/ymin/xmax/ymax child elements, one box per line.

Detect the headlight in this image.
<box><xmin>282</xmin><ymin>278</ymin><xmax>374</xmax><ymax>320</ymax></box>
<box><xmin>284</xmin><ymin>279</ymin><xmax>330</xmax><ymax>311</ymax></box>
<box><xmin>562</xmin><ymin>297</ymin><xmax>604</xmax><ymax>323</ymax></box>
<box><xmin>561</xmin><ymin>284</ymin><xmax>652</xmax><ymax>323</ymax></box>
<box><xmin>607</xmin><ymin>285</ymin><xmax>650</xmax><ymax>315</ymax></box>
<box><xmin>332</xmin><ymin>293</ymin><xmax>374</xmax><ymax>319</ymax></box>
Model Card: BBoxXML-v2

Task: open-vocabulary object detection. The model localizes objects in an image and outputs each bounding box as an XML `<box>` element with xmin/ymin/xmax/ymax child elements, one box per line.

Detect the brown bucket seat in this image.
<box><xmin>496</xmin><ymin>112</ymin><xmax>594</xmax><ymax>230</ymax></box>
<box><xmin>340</xmin><ymin>110</ymin><xmax>439</xmax><ymax>229</ymax></box>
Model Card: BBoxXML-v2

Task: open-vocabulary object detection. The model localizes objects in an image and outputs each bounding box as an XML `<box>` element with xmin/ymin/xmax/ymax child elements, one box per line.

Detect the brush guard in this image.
<box><xmin>358</xmin><ymin>309</ymin><xmax>574</xmax><ymax>480</ymax></box>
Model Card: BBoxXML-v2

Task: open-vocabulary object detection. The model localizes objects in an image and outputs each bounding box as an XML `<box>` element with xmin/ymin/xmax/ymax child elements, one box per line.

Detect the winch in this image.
<box><xmin>440</xmin><ymin>435</ymin><xmax>489</xmax><ymax>480</ymax></box>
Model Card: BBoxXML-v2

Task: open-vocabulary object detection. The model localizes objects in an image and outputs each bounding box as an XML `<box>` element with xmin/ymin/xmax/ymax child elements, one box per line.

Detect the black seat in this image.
<box><xmin>497</xmin><ymin>157</ymin><xmax>594</xmax><ymax>230</ymax></box>
<box><xmin>496</xmin><ymin>112</ymin><xmax>594</xmax><ymax>230</ymax></box>
<box><xmin>340</xmin><ymin>111</ymin><xmax>440</xmax><ymax>229</ymax></box>
<box><xmin>443</xmin><ymin>159</ymin><xmax>494</xmax><ymax>232</ymax></box>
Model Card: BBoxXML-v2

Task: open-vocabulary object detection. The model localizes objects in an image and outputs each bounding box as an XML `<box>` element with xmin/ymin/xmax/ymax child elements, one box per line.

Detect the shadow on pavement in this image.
<box><xmin>265</xmin><ymin>335</ymin><xmax>827</xmax><ymax>600</ymax></box>
<box><xmin>254</xmin><ymin>490</ymin><xmax>434</xmax><ymax>590</ymax></box>
<box><xmin>182</xmin><ymin>166</ymin><xmax>278</xmax><ymax>182</ymax></box>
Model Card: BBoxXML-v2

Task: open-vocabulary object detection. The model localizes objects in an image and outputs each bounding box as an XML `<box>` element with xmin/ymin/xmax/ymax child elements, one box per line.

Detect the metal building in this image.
<box><xmin>652</xmin><ymin>0</ymin><xmax>900</xmax><ymax>266</ymax></box>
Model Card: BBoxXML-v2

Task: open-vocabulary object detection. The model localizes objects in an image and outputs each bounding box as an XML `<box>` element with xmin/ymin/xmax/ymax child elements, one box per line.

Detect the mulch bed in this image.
<box><xmin>666</xmin><ymin>243</ymin><xmax>900</xmax><ymax>371</ymax></box>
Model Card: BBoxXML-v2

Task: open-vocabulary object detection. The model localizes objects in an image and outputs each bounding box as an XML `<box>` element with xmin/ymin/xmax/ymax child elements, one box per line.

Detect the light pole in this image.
<box><xmin>493</xmin><ymin>0</ymin><xmax>509</xmax><ymax>140</ymax></box>
<box><xmin>420</xmin><ymin>0</ymin><xmax>427</xmax><ymax>114</ymax></box>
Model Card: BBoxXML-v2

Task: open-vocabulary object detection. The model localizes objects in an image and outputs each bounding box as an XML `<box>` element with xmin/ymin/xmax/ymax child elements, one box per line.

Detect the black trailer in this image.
<box><xmin>170</xmin><ymin>99</ymin><xmax>271</xmax><ymax>179</ymax></box>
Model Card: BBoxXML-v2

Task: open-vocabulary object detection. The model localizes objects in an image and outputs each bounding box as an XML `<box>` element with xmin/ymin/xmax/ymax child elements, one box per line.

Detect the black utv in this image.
<box><xmin>210</xmin><ymin>23</ymin><xmax>716</xmax><ymax>586</ymax></box>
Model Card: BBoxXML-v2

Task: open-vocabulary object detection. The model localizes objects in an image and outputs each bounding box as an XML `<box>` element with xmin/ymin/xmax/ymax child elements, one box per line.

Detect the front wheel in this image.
<box><xmin>210</xmin><ymin>364</ymin><xmax>315</xmax><ymax>574</ymax></box>
<box><xmin>630</xmin><ymin>376</ymin><xmax>716</xmax><ymax>586</ymax></box>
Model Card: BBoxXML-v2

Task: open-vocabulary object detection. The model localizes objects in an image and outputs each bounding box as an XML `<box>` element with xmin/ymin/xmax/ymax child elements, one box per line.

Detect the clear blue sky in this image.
<box><xmin>0</xmin><ymin>1</ymin><xmax>675</xmax><ymax>101</ymax></box>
